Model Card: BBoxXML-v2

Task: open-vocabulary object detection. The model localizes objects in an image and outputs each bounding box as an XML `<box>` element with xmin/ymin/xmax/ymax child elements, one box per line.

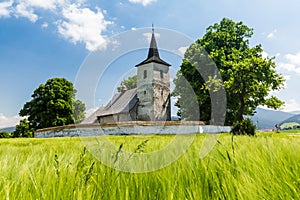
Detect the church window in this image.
<box><xmin>144</xmin><ymin>91</ymin><xmax>146</xmax><ymax>95</ymax></box>
<box><xmin>144</xmin><ymin>70</ymin><xmax>147</xmax><ymax>79</ymax></box>
<box><xmin>160</xmin><ymin>70</ymin><xmax>163</xmax><ymax>79</ymax></box>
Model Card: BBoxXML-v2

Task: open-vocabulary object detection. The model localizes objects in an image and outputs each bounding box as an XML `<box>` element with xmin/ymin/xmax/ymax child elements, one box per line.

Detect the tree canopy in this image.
<box><xmin>117</xmin><ymin>75</ymin><xmax>137</xmax><ymax>92</ymax></box>
<box><xmin>173</xmin><ymin>18</ymin><xmax>285</xmax><ymax>125</ymax></box>
<box><xmin>19</xmin><ymin>78</ymin><xmax>86</xmax><ymax>130</ymax></box>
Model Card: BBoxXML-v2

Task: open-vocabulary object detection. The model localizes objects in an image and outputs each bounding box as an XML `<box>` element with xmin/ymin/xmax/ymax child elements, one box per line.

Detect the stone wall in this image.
<box><xmin>34</xmin><ymin>121</ymin><xmax>231</xmax><ymax>138</ymax></box>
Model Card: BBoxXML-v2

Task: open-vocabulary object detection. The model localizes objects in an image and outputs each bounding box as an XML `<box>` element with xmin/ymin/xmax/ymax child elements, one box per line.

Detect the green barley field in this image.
<box><xmin>0</xmin><ymin>132</ymin><xmax>299</xmax><ymax>199</ymax></box>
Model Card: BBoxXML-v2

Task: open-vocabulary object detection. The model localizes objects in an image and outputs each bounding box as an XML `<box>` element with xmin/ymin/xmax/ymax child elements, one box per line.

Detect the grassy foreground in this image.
<box><xmin>0</xmin><ymin>133</ymin><xmax>299</xmax><ymax>199</ymax></box>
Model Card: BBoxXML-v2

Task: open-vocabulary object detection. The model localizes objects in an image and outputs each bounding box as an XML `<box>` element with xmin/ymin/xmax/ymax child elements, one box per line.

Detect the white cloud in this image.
<box><xmin>279</xmin><ymin>63</ymin><xmax>300</xmax><ymax>75</ymax></box>
<box><xmin>143</xmin><ymin>32</ymin><xmax>160</xmax><ymax>43</ymax></box>
<box><xmin>261</xmin><ymin>51</ymin><xmax>268</xmax><ymax>59</ymax></box>
<box><xmin>0</xmin><ymin>0</ymin><xmax>13</xmax><ymax>17</ymax></box>
<box><xmin>41</xmin><ymin>22</ymin><xmax>48</xmax><ymax>28</ymax></box>
<box><xmin>13</xmin><ymin>0</ymin><xmax>68</xmax><ymax>22</ymax></box>
<box><xmin>17</xmin><ymin>0</ymin><xmax>70</xmax><ymax>10</ymax></box>
<box><xmin>0</xmin><ymin>0</ymin><xmax>71</xmax><ymax>22</ymax></box>
<box><xmin>17</xmin><ymin>0</ymin><xmax>54</xmax><ymax>10</ymax></box>
<box><xmin>285</xmin><ymin>53</ymin><xmax>300</xmax><ymax>65</ymax></box>
<box><xmin>15</xmin><ymin>2</ymin><xmax>38</xmax><ymax>22</ymax></box>
<box><xmin>283</xmin><ymin>99</ymin><xmax>300</xmax><ymax>112</ymax></box>
<box><xmin>57</xmin><ymin>4</ymin><xmax>113</xmax><ymax>51</ymax></box>
<box><xmin>128</xmin><ymin>0</ymin><xmax>157</xmax><ymax>6</ymax></box>
<box><xmin>178</xmin><ymin>46</ymin><xmax>188</xmax><ymax>57</ymax></box>
<box><xmin>131</xmin><ymin>27</ymin><xmax>137</xmax><ymax>31</ymax></box>
<box><xmin>284</xmin><ymin>75</ymin><xmax>291</xmax><ymax>81</ymax></box>
<box><xmin>0</xmin><ymin>114</ymin><xmax>23</xmax><ymax>128</ymax></box>
<box><xmin>278</xmin><ymin>52</ymin><xmax>300</xmax><ymax>76</ymax></box>
<box><xmin>267</xmin><ymin>33</ymin><xmax>275</xmax><ymax>39</ymax></box>
<box><xmin>0</xmin><ymin>0</ymin><xmax>113</xmax><ymax>52</ymax></box>
<box><xmin>267</xmin><ymin>29</ymin><xmax>277</xmax><ymax>40</ymax></box>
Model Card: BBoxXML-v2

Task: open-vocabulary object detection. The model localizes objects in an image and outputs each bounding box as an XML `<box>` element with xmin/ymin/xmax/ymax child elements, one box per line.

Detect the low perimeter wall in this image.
<box><xmin>34</xmin><ymin>121</ymin><xmax>232</xmax><ymax>138</ymax></box>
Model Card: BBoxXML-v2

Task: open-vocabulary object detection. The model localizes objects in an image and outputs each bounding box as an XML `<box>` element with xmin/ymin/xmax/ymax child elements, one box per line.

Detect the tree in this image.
<box><xmin>117</xmin><ymin>75</ymin><xmax>137</xmax><ymax>92</ymax></box>
<box><xmin>11</xmin><ymin>119</ymin><xmax>33</xmax><ymax>138</ymax></box>
<box><xmin>19</xmin><ymin>78</ymin><xmax>86</xmax><ymax>130</ymax></box>
<box><xmin>0</xmin><ymin>130</ymin><xmax>10</xmax><ymax>138</ymax></box>
<box><xmin>173</xmin><ymin>18</ymin><xmax>284</xmax><ymax>125</ymax></box>
<box><xmin>73</xmin><ymin>99</ymin><xmax>86</xmax><ymax>124</ymax></box>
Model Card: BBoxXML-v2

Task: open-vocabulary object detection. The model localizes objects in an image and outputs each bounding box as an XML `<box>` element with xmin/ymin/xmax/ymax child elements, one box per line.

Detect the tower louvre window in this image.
<box><xmin>144</xmin><ymin>70</ymin><xmax>147</xmax><ymax>79</ymax></box>
<box><xmin>160</xmin><ymin>70</ymin><xmax>163</xmax><ymax>79</ymax></box>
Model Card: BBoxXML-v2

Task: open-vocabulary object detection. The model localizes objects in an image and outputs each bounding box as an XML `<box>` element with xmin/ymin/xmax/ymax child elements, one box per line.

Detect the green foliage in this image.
<box><xmin>73</xmin><ymin>99</ymin><xmax>86</xmax><ymax>124</ymax></box>
<box><xmin>0</xmin><ymin>134</ymin><xmax>299</xmax><ymax>199</ymax></box>
<box><xmin>117</xmin><ymin>75</ymin><xmax>137</xmax><ymax>92</ymax></box>
<box><xmin>173</xmin><ymin>56</ymin><xmax>213</xmax><ymax>121</ymax></box>
<box><xmin>11</xmin><ymin>119</ymin><xmax>33</xmax><ymax>138</ymax></box>
<box><xmin>0</xmin><ymin>130</ymin><xmax>10</xmax><ymax>138</ymax></box>
<box><xmin>173</xmin><ymin>18</ymin><xmax>285</xmax><ymax>124</ymax></box>
<box><xmin>19</xmin><ymin>78</ymin><xmax>86</xmax><ymax>130</ymax></box>
<box><xmin>231</xmin><ymin>119</ymin><xmax>256</xmax><ymax>136</ymax></box>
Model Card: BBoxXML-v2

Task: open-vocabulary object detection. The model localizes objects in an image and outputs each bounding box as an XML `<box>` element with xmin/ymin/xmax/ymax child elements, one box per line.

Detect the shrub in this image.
<box><xmin>11</xmin><ymin>119</ymin><xmax>33</xmax><ymax>138</ymax></box>
<box><xmin>0</xmin><ymin>130</ymin><xmax>10</xmax><ymax>138</ymax></box>
<box><xmin>231</xmin><ymin>119</ymin><xmax>256</xmax><ymax>136</ymax></box>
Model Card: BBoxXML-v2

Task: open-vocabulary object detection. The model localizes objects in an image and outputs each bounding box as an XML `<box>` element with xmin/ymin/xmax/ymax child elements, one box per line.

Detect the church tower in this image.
<box><xmin>136</xmin><ymin>27</ymin><xmax>171</xmax><ymax>121</ymax></box>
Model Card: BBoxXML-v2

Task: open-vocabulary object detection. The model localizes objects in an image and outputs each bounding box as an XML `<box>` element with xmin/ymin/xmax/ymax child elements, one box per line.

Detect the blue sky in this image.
<box><xmin>0</xmin><ymin>0</ymin><xmax>300</xmax><ymax>127</ymax></box>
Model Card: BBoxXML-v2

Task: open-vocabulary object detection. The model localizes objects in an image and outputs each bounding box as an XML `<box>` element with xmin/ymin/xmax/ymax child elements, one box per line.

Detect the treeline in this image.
<box><xmin>0</xmin><ymin>77</ymin><xmax>86</xmax><ymax>139</ymax></box>
<box><xmin>0</xmin><ymin>119</ymin><xmax>33</xmax><ymax>138</ymax></box>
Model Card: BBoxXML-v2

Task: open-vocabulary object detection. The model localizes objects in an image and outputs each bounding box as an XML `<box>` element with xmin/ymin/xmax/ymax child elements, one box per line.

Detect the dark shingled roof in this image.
<box><xmin>82</xmin><ymin>88</ymin><xmax>138</xmax><ymax>124</ymax></box>
<box><xmin>81</xmin><ymin>107</ymin><xmax>104</xmax><ymax>124</ymax></box>
<box><xmin>97</xmin><ymin>88</ymin><xmax>138</xmax><ymax>116</ymax></box>
<box><xmin>136</xmin><ymin>32</ymin><xmax>171</xmax><ymax>67</ymax></box>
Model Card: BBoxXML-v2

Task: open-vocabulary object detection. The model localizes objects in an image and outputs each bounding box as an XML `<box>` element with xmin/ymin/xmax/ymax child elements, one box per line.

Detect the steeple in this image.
<box><xmin>136</xmin><ymin>26</ymin><xmax>171</xmax><ymax>67</ymax></box>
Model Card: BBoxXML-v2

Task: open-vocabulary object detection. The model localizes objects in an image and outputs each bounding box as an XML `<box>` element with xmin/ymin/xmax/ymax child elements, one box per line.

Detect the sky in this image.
<box><xmin>1</xmin><ymin>0</ymin><xmax>300</xmax><ymax>128</ymax></box>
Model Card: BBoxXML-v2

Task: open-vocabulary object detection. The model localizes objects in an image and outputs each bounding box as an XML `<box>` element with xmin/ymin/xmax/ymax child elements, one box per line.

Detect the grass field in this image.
<box><xmin>0</xmin><ymin>132</ymin><xmax>299</xmax><ymax>199</ymax></box>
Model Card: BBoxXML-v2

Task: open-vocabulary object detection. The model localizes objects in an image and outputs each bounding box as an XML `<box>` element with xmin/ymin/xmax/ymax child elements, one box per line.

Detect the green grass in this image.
<box><xmin>0</xmin><ymin>133</ymin><xmax>299</xmax><ymax>199</ymax></box>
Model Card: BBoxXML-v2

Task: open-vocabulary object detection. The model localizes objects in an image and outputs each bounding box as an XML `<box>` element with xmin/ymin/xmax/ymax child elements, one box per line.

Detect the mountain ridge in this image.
<box><xmin>250</xmin><ymin>107</ymin><xmax>295</xmax><ymax>129</ymax></box>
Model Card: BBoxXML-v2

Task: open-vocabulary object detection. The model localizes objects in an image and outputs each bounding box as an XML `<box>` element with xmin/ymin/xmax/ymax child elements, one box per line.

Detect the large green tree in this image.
<box><xmin>19</xmin><ymin>78</ymin><xmax>86</xmax><ymax>130</ymax></box>
<box><xmin>173</xmin><ymin>18</ymin><xmax>285</xmax><ymax>124</ymax></box>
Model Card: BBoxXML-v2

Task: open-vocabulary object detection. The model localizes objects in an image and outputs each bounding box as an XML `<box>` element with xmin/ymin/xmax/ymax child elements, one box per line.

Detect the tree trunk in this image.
<box><xmin>237</xmin><ymin>101</ymin><xmax>245</xmax><ymax>122</ymax></box>
<box><xmin>237</xmin><ymin>83</ymin><xmax>246</xmax><ymax>122</ymax></box>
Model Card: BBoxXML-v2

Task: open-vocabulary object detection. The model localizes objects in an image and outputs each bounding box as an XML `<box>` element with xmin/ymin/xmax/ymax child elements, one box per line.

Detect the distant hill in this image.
<box><xmin>0</xmin><ymin>126</ymin><xmax>16</xmax><ymax>133</ymax></box>
<box><xmin>279</xmin><ymin>114</ymin><xmax>300</xmax><ymax>126</ymax></box>
<box><xmin>250</xmin><ymin>107</ymin><xmax>295</xmax><ymax>129</ymax></box>
<box><xmin>289</xmin><ymin>111</ymin><xmax>300</xmax><ymax>115</ymax></box>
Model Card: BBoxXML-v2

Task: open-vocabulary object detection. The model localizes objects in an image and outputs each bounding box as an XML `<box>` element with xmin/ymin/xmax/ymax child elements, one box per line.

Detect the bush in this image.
<box><xmin>0</xmin><ymin>130</ymin><xmax>10</xmax><ymax>138</ymax></box>
<box><xmin>12</xmin><ymin>119</ymin><xmax>33</xmax><ymax>138</ymax></box>
<box><xmin>231</xmin><ymin>119</ymin><xmax>256</xmax><ymax>136</ymax></box>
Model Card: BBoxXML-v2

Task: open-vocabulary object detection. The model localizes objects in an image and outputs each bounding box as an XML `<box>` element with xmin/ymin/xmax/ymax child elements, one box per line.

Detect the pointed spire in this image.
<box><xmin>152</xmin><ymin>23</ymin><xmax>154</xmax><ymax>34</ymax></box>
<box><xmin>147</xmin><ymin>27</ymin><xmax>160</xmax><ymax>59</ymax></box>
<box><xmin>136</xmin><ymin>25</ymin><xmax>171</xmax><ymax>67</ymax></box>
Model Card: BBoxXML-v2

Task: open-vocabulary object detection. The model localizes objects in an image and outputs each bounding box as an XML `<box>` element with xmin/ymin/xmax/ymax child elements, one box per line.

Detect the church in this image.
<box><xmin>85</xmin><ymin>29</ymin><xmax>171</xmax><ymax>124</ymax></box>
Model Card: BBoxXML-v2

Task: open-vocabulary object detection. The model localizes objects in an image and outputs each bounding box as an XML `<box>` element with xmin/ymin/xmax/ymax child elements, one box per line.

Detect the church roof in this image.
<box><xmin>81</xmin><ymin>107</ymin><xmax>105</xmax><ymax>124</ymax></box>
<box><xmin>136</xmin><ymin>30</ymin><xmax>171</xmax><ymax>67</ymax></box>
<box><xmin>95</xmin><ymin>88</ymin><xmax>138</xmax><ymax>118</ymax></box>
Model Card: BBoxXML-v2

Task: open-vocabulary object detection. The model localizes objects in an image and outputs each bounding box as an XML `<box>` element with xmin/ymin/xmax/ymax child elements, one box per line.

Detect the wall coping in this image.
<box><xmin>35</xmin><ymin>121</ymin><xmax>206</xmax><ymax>133</ymax></box>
